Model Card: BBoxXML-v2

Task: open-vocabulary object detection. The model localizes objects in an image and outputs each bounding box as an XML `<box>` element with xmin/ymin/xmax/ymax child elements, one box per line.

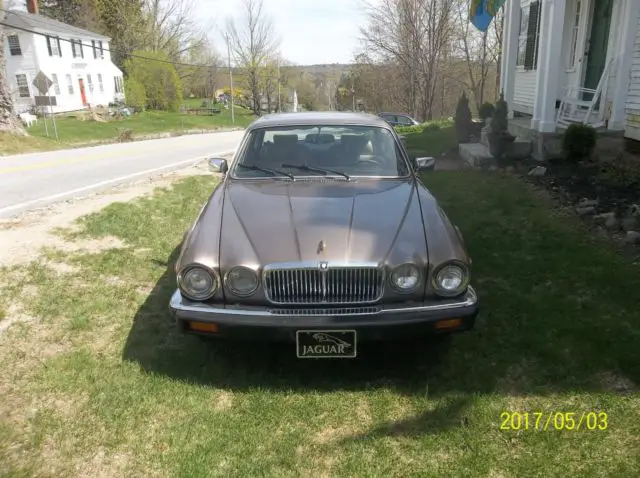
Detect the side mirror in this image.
<box><xmin>415</xmin><ymin>157</ymin><xmax>436</xmax><ymax>171</ymax></box>
<box><xmin>209</xmin><ymin>157</ymin><xmax>228</xmax><ymax>174</ymax></box>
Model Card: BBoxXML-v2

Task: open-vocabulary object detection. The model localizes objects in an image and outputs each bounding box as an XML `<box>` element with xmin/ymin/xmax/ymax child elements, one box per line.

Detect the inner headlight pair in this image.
<box><xmin>178</xmin><ymin>264</ymin><xmax>259</xmax><ymax>301</ymax></box>
<box><xmin>390</xmin><ymin>262</ymin><xmax>469</xmax><ymax>296</ymax></box>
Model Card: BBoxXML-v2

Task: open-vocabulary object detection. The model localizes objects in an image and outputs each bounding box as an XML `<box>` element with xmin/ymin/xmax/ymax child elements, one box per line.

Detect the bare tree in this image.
<box><xmin>451</xmin><ymin>0</ymin><xmax>502</xmax><ymax>111</ymax></box>
<box><xmin>141</xmin><ymin>0</ymin><xmax>207</xmax><ymax>63</ymax></box>
<box><xmin>0</xmin><ymin>0</ymin><xmax>26</xmax><ymax>135</ymax></box>
<box><xmin>360</xmin><ymin>0</ymin><xmax>455</xmax><ymax>120</ymax></box>
<box><xmin>226</xmin><ymin>0</ymin><xmax>280</xmax><ymax>114</ymax></box>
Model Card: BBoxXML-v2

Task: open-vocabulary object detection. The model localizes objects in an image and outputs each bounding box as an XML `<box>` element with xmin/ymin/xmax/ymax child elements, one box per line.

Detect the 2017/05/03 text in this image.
<box><xmin>500</xmin><ymin>412</ymin><xmax>608</xmax><ymax>431</ymax></box>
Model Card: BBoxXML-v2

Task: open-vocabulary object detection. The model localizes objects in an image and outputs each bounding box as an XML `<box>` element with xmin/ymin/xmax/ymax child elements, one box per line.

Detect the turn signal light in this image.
<box><xmin>434</xmin><ymin>318</ymin><xmax>463</xmax><ymax>330</ymax></box>
<box><xmin>188</xmin><ymin>321</ymin><xmax>219</xmax><ymax>333</ymax></box>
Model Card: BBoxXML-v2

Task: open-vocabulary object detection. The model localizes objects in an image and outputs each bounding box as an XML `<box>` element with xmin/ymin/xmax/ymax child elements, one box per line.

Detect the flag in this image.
<box><xmin>469</xmin><ymin>0</ymin><xmax>506</xmax><ymax>32</ymax></box>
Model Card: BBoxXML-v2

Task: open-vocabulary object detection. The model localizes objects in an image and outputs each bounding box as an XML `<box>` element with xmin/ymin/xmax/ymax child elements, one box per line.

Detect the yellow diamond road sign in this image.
<box><xmin>32</xmin><ymin>71</ymin><xmax>53</xmax><ymax>95</ymax></box>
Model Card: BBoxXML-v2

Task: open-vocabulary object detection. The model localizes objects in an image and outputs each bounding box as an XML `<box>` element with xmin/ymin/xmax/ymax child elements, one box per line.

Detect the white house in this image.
<box><xmin>2</xmin><ymin>2</ymin><xmax>125</xmax><ymax>114</ymax></box>
<box><xmin>500</xmin><ymin>0</ymin><xmax>640</xmax><ymax>141</ymax></box>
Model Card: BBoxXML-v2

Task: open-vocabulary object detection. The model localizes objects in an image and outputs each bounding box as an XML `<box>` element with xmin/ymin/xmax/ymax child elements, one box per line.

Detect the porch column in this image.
<box><xmin>608</xmin><ymin>0</ymin><xmax>640</xmax><ymax>130</ymax></box>
<box><xmin>501</xmin><ymin>0</ymin><xmax>520</xmax><ymax>117</ymax></box>
<box><xmin>531</xmin><ymin>0</ymin><xmax>567</xmax><ymax>132</ymax></box>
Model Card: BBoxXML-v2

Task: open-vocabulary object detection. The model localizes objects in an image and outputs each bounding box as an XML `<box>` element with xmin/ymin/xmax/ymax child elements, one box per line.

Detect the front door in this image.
<box><xmin>78</xmin><ymin>78</ymin><xmax>87</xmax><ymax>106</ymax></box>
<box><xmin>583</xmin><ymin>0</ymin><xmax>613</xmax><ymax>100</ymax></box>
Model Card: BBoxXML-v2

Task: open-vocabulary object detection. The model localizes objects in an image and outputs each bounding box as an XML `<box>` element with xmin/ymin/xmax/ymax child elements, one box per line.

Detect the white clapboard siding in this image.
<box><xmin>513</xmin><ymin>70</ymin><xmax>537</xmax><ymax>113</ymax></box>
<box><xmin>624</xmin><ymin>13</ymin><xmax>640</xmax><ymax>140</ymax></box>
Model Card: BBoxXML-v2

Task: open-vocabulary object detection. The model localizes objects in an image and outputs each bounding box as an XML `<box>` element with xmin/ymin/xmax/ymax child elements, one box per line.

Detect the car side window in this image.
<box><xmin>398</xmin><ymin>116</ymin><xmax>413</xmax><ymax>126</ymax></box>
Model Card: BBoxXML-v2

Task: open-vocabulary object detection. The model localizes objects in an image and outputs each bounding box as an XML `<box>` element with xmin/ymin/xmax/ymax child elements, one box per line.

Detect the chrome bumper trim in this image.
<box><xmin>169</xmin><ymin>286</ymin><xmax>477</xmax><ymax>317</ymax></box>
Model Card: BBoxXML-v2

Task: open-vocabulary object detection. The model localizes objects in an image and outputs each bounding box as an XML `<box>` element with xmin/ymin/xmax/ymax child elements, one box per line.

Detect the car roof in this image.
<box><xmin>247</xmin><ymin>111</ymin><xmax>393</xmax><ymax>130</ymax></box>
<box><xmin>379</xmin><ymin>112</ymin><xmax>413</xmax><ymax>117</ymax></box>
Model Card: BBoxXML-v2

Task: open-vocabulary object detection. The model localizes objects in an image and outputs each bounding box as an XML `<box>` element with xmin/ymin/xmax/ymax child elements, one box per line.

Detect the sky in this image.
<box><xmin>201</xmin><ymin>0</ymin><xmax>374</xmax><ymax>65</ymax></box>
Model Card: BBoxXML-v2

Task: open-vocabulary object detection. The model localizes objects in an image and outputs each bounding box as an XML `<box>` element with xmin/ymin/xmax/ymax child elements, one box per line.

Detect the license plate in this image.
<box><xmin>296</xmin><ymin>330</ymin><xmax>357</xmax><ymax>358</ymax></box>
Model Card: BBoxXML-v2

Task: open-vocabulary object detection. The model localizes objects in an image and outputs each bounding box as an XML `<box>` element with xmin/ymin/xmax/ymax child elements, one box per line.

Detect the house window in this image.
<box><xmin>7</xmin><ymin>35</ymin><xmax>21</xmax><ymax>56</ymax></box>
<box><xmin>523</xmin><ymin>1</ymin><xmax>542</xmax><ymax>70</ymax></box>
<box><xmin>516</xmin><ymin>7</ymin><xmax>529</xmax><ymax>66</ymax></box>
<box><xmin>46</xmin><ymin>35</ymin><xmax>62</xmax><ymax>56</ymax></box>
<box><xmin>114</xmin><ymin>76</ymin><xmax>124</xmax><ymax>93</ymax></box>
<box><xmin>71</xmin><ymin>39</ymin><xmax>84</xmax><ymax>58</ymax></box>
<box><xmin>567</xmin><ymin>0</ymin><xmax>582</xmax><ymax>69</ymax></box>
<box><xmin>87</xmin><ymin>74</ymin><xmax>93</xmax><ymax>92</ymax></box>
<box><xmin>66</xmin><ymin>74</ymin><xmax>74</xmax><ymax>94</ymax></box>
<box><xmin>15</xmin><ymin>74</ymin><xmax>30</xmax><ymax>98</ymax></box>
<box><xmin>51</xmin><ymin>73</ymin><xmax>61</xmax><ymax>95</ymax></box>
<box><xmin>92</xmin><ymin>40</ymin><xmax>104</xmax><ymax>59</ymax></box>
<box><xmin>97</xmin><ymin>74</ymin><xmax>104</xmax><ymax>93</ymax></box>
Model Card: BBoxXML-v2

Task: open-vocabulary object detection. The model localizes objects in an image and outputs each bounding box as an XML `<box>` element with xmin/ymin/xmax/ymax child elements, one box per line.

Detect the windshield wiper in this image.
<box><xmin>237</xmin><ymin>163</ymin><xmax>295</xmax><ymax>180</ymax></box>
<box><xmin>281</xmin><ymin>163</ymin><xmax>351</xmax><ymax>181</ymax></box>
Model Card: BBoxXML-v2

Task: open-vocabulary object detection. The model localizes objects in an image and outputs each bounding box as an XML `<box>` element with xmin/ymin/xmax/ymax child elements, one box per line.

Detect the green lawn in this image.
<box><xmin>397</xmin><ymin>119</ymin><xmax>457</xmax><ymax>159</ymax></box>
<box><xmin>0</xmin><ymin>167</ymin><xmax>639</xmax><ymax>476</ymax></box>
<box><xmin>1</xmin><ymin>104</ymin><xmax>255</xmax><ymax>156</ymax></box>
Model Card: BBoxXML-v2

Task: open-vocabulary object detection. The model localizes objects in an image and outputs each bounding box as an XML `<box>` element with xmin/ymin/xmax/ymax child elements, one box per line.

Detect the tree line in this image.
<box><xmin>0</xmin><ymin>0</ymin><xmax>502</xmax><ymax>134</ymax></box>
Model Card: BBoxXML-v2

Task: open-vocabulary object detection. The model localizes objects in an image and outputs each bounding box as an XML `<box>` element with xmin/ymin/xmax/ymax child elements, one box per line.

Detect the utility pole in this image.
<box><xmin>277</xmin><ymin>58</ymin><xmax>281</xmax><ymax>112</ymax></box>
<box><xmin>225</xmin><ymin>32</ymin><xmax>235</xmax><ymax>124</ymax></box>
<box><xmin>351</xmin><ymin>77</ymin><xmax>355</xmax><ymax>112</ymax></box>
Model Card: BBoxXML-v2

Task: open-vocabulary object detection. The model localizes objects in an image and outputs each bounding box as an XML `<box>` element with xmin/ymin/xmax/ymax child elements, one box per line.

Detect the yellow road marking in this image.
<box><xmin>0</xmin><ymin>146</ymin><xmax>150</xmax><ymax>174</ymax></box>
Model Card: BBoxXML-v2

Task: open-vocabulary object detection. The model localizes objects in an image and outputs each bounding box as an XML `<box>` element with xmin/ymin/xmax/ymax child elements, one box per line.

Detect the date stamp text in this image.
<box><xmin>500</xmin><ymin>411</ymin><xmax>608</xmax><ymax>431</ymax></box>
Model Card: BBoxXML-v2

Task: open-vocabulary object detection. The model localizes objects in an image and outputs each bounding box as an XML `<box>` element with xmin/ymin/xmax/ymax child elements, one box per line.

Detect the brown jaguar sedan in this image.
<box><xmin>169</xmin><ymin>112</ymin><xmax>478</xmax><ymax>358</ymax></box>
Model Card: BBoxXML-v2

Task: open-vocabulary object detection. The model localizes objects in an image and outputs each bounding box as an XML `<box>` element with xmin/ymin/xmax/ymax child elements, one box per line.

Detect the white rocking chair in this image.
<box><xmin>556</xmin><ymin>57</ymin><xmax>615</xmax><ymax>129</ymax></box>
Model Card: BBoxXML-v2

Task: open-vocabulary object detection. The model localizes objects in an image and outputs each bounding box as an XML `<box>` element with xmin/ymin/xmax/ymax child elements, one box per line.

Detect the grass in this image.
<box><xmin>397</xmin><ymin>119</ymin><xmax>457</xmax><ymax>159</ymax></box>
<box><xmin>1</xmin><ymin>103</ymin><xmax>255</xmax><ymax>156</ymax></box>
<box><xmin>1</xmin><ymin>167</ymin><xmax>640</xmax><ymax>475</ymax></box>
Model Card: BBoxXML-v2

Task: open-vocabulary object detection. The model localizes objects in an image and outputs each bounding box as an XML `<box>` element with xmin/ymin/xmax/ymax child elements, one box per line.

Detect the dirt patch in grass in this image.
<box><xmin>0</xmin><ymin>160</ymin><xmax>215</xmax><ymax>268</ymax></box>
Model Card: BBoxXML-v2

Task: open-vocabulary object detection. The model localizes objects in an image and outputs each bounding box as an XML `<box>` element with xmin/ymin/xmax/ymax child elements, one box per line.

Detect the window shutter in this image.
<box><xmin>524</xmin><ymin>1</ymin><xmax>541</xmax><ymax>71</ymax></box>
<box><xmin>57</xmin><ymin>37</ymin><xmax>62</xmax><ymax>57</ymax></box>
<box><xmin>80</xmin><ymin>40</ymin><xmax>84</xmax><ymax>59</ymax></box>
<box><xmin>46</xmin><ymin>36</ymin><xmax>52</xmax><ymax>56</ymax></box>
<box><xmin>92</xmin><ymin>40</ymin><xmax>97</xmax><ymax>59</ymax></box>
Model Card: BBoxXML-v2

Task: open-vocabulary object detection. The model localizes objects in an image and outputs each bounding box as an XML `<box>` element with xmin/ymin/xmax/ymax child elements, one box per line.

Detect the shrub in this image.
<box><xmin>454</xmin><ymin>92</ymin><xmax>472</xmax><ymax>143</ymax></box>
<box><xmin>124</xmin><ymin>78</ymin><xmax>146</xmax><ymax>110</ymax></box>
<box><xmin>123</xmin><ymin>50</ymin><xmax>183</xmax><ymax>111</ymax></box>
<box><xmin>479</xmin><ymin>102</ymin><xmax>495</xmax><ymax>121</ymax></box>
<box><xmin>562</xmin><ymin>124</ymin><xmax>597</xmax><ymax>161</ymax></box>
<box><xmin>490</xmin><ymin>93</ymin><xmax>509</xmax><ymax>134</ymax></box>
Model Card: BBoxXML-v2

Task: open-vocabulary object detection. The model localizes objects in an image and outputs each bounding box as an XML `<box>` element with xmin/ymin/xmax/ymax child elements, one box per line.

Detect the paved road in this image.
<box><xmin>0</xmin><ymin>131</ymin><xmax>245</xmax><ymax>219</ymax></box>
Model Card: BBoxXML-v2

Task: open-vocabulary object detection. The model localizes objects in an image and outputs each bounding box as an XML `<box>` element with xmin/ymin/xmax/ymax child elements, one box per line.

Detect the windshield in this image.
<box><xmin>230</xmin><ymin>125</ymin><xmax>410</xmax><ymax>179</ymax></box>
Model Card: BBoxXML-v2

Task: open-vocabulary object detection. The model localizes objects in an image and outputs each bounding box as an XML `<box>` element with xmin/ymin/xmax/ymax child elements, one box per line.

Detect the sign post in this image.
<box><xmin>32</xmin><ymin>71</ymin><xmax>59</xmax><ymax>140</ymax></box>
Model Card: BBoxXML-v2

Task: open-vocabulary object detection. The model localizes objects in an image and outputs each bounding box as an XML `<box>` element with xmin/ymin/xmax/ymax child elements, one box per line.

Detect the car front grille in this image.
<box><xmin>263</xmin><ymin>265</ymin><xmax>384</xmax><ymax>305</ymax></box>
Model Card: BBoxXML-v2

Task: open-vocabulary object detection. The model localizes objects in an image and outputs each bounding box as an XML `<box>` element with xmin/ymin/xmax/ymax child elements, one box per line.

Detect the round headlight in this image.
<box><xmin>225</xmin><ymin>266</ymin><xmax>259</xmax><ymax>296</ymax></box>
<box><xmin>178</xmin><ymin>264</ymin><xmax>218</xmax><ymax>301</ymax></box>
<box><xmin>390</xmin><ymin>263</ymin><xmax>421</xmax><ymax>292</ymax></box>
<box><xmin>433</xmin><ymin>262</ymin><xmax>469</xmax><ymax>296</ymax></box>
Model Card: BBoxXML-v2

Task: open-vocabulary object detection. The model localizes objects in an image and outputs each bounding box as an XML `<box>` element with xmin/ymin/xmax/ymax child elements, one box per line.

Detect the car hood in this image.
<box><xmin>219</xmin><ymin>178</ymin><xmax>428</xmax><ymax>267</ymax></box>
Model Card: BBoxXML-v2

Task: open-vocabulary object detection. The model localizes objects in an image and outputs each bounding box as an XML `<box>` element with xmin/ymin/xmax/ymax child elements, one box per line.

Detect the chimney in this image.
<box><xmin>27</xmin><ymin>0</ymin><xmax>39</xmax><ymax>15</ymax></box>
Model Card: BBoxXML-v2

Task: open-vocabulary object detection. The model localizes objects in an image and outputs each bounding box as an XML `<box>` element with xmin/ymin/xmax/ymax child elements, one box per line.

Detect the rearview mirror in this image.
<box><xmin>415</xmin><ymin>157</ymin><xmax>435</xmax><ymax>171</ymax></box>
<box><xmin>209</xmin><ymin>157</ymin><xmax>228</xmax><ymax>174</ymax></box>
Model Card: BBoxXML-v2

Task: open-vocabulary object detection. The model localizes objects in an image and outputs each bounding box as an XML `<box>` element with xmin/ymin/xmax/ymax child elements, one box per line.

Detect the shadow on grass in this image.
<box><xmin>122</xmin><ymin>170</ymin><xmax>640</xmax><ymax>440</ymax></box>
<box><xmin>122</xmin><ymin>246</ymin><xmax>470</xmax><ymax>394</ymax></box>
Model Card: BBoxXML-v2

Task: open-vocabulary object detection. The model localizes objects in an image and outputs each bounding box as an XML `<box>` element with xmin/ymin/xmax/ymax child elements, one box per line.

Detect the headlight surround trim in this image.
<box><xmin>389</xmin><ymin>262</ymin><xmax>423</xmax><ymax>293</ymax></box>
<box><xmin>177</xmin><ymin>263</ymin><xmax>220</xmax><ymax>301</ymax></box>
<box><xmin>224</xmin><ymin>266</ymin><xmax>260</xmax><ymax>297</ymax></box>
<box><xmin>431</xmin><ymin>260</ymin><xmax>470</xmax><ymax>297</ymax></box>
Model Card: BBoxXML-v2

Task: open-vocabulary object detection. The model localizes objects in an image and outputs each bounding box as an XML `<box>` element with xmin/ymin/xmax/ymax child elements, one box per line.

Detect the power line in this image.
<box><xmin>0</xmin><ymin>9</ymin><xmax>245</xmax><ymax>72</ymax></box>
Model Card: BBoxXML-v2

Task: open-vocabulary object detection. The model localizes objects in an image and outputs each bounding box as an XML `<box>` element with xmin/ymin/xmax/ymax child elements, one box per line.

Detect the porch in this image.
<box><xmin>500</xmin><ymin>0</ymin><xmax>640</xmax><ymax>142</ymax></box>
<box><xmin>507</xmin><ymin>114</ymin><xmax>626</xmax><ymax>161</ymax></box>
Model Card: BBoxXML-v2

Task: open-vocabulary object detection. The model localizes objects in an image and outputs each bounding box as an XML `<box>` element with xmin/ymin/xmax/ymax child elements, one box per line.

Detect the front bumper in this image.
<box><xmin>169</xmin><ymin>286</ymin><xmax>479</xmax><ymax>342</ymax></box>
